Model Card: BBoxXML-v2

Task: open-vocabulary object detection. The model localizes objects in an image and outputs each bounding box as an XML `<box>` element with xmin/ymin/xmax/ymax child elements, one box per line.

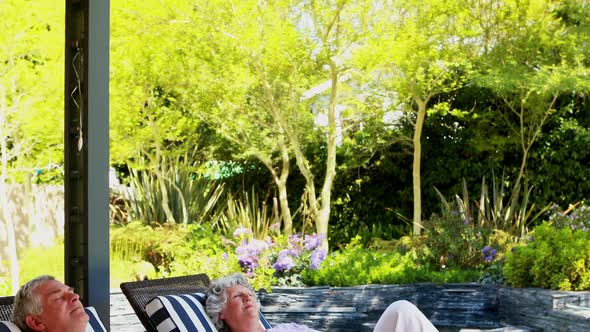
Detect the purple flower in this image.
<box><xmin>482</xmin><ymin>245</ymin><xmax>491</xmax><ymax>254</ymax></box>
<box><xmin>490</xmin><ymin>249</ymin><xmax>497</xmax><ymax>257</ymax></box>
<box><xmin>248</xmin><ymin>239</ymin><xmax>270</xmax><ymax>255</ymax></box>
<box><xmin>310</xmin><ymin>248</ymin><xmax>327</xmax><ymax>270</ymax></box>
<box><xmin>484</xmin><ymin>255</ymin><xmax>494</xmax><ymax>262</ymax></box>
<box><xmin>222</xmin><ymin>252</ymin><xmax>229</xmax><ymax>260</ymax></box>
<box><xmin>277</xmin><ymin>249</ymin><xmax>292</xmax><ymax>259</ymax></box>
<box><xmin>287</xmin><ymin>248</ymin><xmax>302</xmax><ymax>257</ymax></box>
<box><xmin>273</xmin><ymin>255</ymin><xmax>295</xmax><ymax>273</ymax></box>
<box><xmin>238</xmin><ymin>254</ymin><xmax>259</xmax><ymax>270</ymax></box>
<box><xmin>235</xmin><ymin>239</ymin><xmax>249</xmax><ymax>255</ymax></box>
<box><xmin>304</xmin><ymin>233</ymin><xmax>324</xmax><ymax>251</ymax></box>
<box><xmin>235</xmin><ymin>239</ymin><xmax>271</xmax><ymax>273</ymax></box>
<box><xmin>289</xmin><ymin>233</ymin><xmax>302</xmax><ymax>247</ymax></box>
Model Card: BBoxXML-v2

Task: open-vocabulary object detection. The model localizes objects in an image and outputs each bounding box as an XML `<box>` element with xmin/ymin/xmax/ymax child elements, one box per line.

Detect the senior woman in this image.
<box><xmin>205</xmin><ymin>273</ymin><xmax>438</xmax><ymax>332</ymax></box>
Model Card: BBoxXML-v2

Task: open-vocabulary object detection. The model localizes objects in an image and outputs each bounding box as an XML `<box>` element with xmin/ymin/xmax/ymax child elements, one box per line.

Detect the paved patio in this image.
<box><xmin>110</xmin><ymin>290</ymin><xmax>143</xmax><ymax>332</ymax></box>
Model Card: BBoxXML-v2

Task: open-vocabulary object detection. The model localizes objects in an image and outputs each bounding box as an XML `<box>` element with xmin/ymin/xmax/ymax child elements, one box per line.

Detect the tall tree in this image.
<box><xmin>292</xmin><ymin>0</ymin><xmax>375</xmax><ymax>247</ymax></box>
<box><xmin>195</xmin><ymin>0</ymin><xmax>315</xmax><ymax>236</ymax></box>
<box><xmin>361</xmin><ymin>0</ymin><xmax>476</xmax><ymax>235</ymax></box>
<box><xmin>473</xmin><ymin>0</ymin><xmax>590</xmax><ymax>233</ymax></box>
<box><xmin>197</xmin><ymin>0</ymin><xmax>375</xmax><ymax>246</ymax></box>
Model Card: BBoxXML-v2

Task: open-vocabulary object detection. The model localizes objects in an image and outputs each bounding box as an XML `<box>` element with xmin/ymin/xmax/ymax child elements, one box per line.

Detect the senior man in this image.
<box><xmin>11</xmin><ymin>275</ymin><xmax>89</xmax><ymax>332</ymax></box>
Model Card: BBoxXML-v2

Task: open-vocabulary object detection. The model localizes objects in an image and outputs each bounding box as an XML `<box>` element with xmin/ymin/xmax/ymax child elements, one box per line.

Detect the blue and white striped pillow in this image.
<box><xmin>0</xmin><ymin>321</ymin><xmax>21</xmax><ymax>332</ymax></box>
<box><xmin>145</xmin><ymin>292</ymin><xmax>272</xmax><ymax>332</ymax></box>
<box><xmin>85</xmin><ymin>307</ymin><xmax>107</xmax><ymax>332</ymax></box>
<box><xmin>0</xmin><ymin>307</ymin><xmax>105</xmax><ymax>332</ymax></box>
<box><xmin>146</xmin><ymin>293</ymin><xmax>216</xmax><ymax>332</ymax></box>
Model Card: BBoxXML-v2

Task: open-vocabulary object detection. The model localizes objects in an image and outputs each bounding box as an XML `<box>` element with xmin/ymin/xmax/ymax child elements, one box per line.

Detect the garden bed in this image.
<box><xmin>258</xmin><ymin>284</ymin><xmax>590</xmax><ymax>331</ymax></box>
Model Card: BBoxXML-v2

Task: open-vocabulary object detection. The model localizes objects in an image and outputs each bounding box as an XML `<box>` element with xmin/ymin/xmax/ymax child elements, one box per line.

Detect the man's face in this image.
<box><xmin>27</xmin><ymin>280</ymin><xmax>89</xmax><ymax>332</ymax></box>
<box><xmin>220</xmin><ymin>285</ymin><xmax>259</xmax><ymax>329</ymax></box>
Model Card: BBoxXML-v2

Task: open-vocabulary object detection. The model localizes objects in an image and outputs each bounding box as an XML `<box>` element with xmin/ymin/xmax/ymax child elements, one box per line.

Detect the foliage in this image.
<box><xmin>302</xmin><ymin>236</ymin><xmax>480</xmax><ymax>286</ymax></box>
<box><xmin>109</xmin><ymin>190</ymin><xmax>129</xmax><ymax>224</ymax></box>
<box><xmin>18</xmin><ymin>240</ymin><xmax>64</xmax><ymax>288</ymax></box>
<box><xmin>547</xmin><ymin>202</ymin><xmax>590</xmax><ymax>232</ymax></box>
<box><xmin>110</xmin><ymin>258</ymin><xmax>157</xmax><ymax>288</ymax></box>
<box><xmin>0</xmin><ymin>240</ymin><xmax>63</xmax><ymax>295</ymax></box>
<box><xmin>0</xmin><ymin>0</ymin><xmax>64</xmax><ymax>182</ymax></box>
<box><xmin>434</xmin><ymin>174</ymin><xmax>550</xmax><ymax>238</ymax></box>
<box><xmin>329</xmin><ymin>149</ymin><xmax>414</xmax><ymax>248</ymax></box>
<box><xmin>217</xmin><ymin>188</ymin><xmax>277</xmax><ymax>238</ymax></box>
<box><xmin>110</xmin><ymin>0</ymin><xmax>217</xmax><ymax>165</ymax></box>
<box><xmin>125</xmin><ymin>152</ymin><xmax>225</xmax><ymax>225</ymax></box>
<box><xmin>528</xmin><ymin>113</ymin><xmax>590</xmax><ymax>207</ymax></box>
<box><xmin>110</xmin><ymin>221</ymin><xmax>250</xmax><ymax>286</ymax></box>
<box><xmin>416</xmin><ymin>211</ymin><xmax>516</xmax><ymax>276</ymax></box>
<box><xmin>111</xmin><ymin>221</ymin><xmax>195</xmax><ymax>274</ymax></box>
<box><xmin>359</xmin><ymin>0</ymin><xmax>478</xmax><ymax>235</ymax></box>
<box><xmin>419</xmin><ymin>215</ymin><xmax>491</xmax><ymax>270</ymax></box>
<box><xmin>504</xmin><ymin>222</ymin><xmax>590</xmax><ymax>290</ymax></box>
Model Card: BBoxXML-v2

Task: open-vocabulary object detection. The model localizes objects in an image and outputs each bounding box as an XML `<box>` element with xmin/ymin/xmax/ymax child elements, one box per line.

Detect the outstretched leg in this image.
<box><xmin>373</xmin><ymin>300</ymin><xmax>438</xmax><ymax>332</ymax></box>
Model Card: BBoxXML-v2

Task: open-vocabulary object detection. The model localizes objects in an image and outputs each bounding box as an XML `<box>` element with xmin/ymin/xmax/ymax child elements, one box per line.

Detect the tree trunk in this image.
<box><xmin>257</xmin><ymin>138</ymin><xmax>293</xmax><ymax>236</ymax></box>
<box><xmin>276</xmin><ymin>140</ymin><xmax>293</xmax><ymax>235</ymax></box>
<box><xmin>412</xmin><ymin>99</ymin><xmax>427</xmax><ymax>236</ymax></box>
<box><xmin>315</xmin><ymin>61</ymin><xmax>339</xmax><ymax>250</ymax></box>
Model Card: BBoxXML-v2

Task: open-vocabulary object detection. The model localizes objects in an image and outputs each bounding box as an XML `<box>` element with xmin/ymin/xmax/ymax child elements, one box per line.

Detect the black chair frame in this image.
<box><xmin>0</xmin><ymin>296</ymin><xmax>14</xmax><ymax>322</ymax></box>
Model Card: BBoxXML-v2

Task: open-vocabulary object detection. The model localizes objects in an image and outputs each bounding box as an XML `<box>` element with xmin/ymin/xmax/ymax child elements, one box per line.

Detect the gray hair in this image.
<box><xmin>205</xmin><ymin>273</ymin><xmax>258</xmax><ymax>332</ymax></box>
<box><xmin>12</xmin><ymin>275</ymin><xmax>56</xmax><ymax>332</ymax></box>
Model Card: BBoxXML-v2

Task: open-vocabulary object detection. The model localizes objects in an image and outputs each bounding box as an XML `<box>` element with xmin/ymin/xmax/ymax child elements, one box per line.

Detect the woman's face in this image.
<box><xmin>220</xmin><ymin>285</ymin><xmax>259</xmax><ymax>328</ymax></box>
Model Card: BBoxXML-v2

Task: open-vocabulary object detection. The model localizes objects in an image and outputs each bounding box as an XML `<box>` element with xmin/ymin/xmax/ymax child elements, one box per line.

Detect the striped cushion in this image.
<box><xmin>0</xmin><ymin>321</ymin><xmax>21</xmax><ymax>332</ymax></box>
<box><xmin>85</xmin><ymin>307</ymin><xmax>107</xmax><ymax>332</ymax></box>
<box><xmin>145</xmin><ymin>293</ymin><xmax>272</xmax><ymax>332</ymax></box>
<box><xmin>146</xmin><ymin>293</ymin><xmax>216</xmax><ymax>332</ymax></box>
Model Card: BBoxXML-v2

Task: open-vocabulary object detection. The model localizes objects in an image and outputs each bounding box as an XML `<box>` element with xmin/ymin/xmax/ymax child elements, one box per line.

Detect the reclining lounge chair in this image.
<box><xmin>120</xmin><ymin>273</ymin><xmax>212</xmax><ymax>332</ymax></box>
<box><xmin>120</xmin><ymin>273</ymin><xmax>272</xmax><ymax>332</ymax></box>
<box><xmin>0</xmin><ymin>296</ymin><xmax>14</xmax><ymax>322</ymax></box>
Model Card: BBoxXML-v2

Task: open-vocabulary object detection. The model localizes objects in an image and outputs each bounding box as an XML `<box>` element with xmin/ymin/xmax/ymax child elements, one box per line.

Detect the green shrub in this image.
<box><xmin>504</xmin><ymin>222</ymin><xmax>590</xmax><ymax>290</ymax></box>
<box><xmin>434</xmin><ymin>174</ymin><xmax>550</xmax><ymax>238</ymax></box>
<box><xmin>125</xmin><ymin>152</ymin><xmax>225</xmax><ymax>225</ymax></box>
<box><xmin>111</xmin><ymin>222</ymin><xmax>232</xmax><ymax>277</ymax></box>
<box><xmin>302</xmin><ymin>236</ymin><xmax>480</xmax><ymax>286</ymax></box>
<box><xmin>111</xmin><ymin>221</ymin><xmax>191</xmax><ymax>273</ymax></box>
<box><xmin>217</xmin><ymin>188</ymin><xmax>276</xmax><ymax>238</ymax></box>
<box><xmin>420</xmin><ymin>215</ymin><xmax>492</xmax><ymax>269</ymax></box>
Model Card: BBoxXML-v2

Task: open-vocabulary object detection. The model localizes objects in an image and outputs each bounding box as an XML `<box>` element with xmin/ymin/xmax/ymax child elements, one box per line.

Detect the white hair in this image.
<box><xmin>12</xmin><ymin>275</ymin><xmax>56</xmax><ymax>332</ymax></box>
<box><xmin>205</xmin><ymin>273</ymin><xmax>259</xmax><ymax>332</ymax></box>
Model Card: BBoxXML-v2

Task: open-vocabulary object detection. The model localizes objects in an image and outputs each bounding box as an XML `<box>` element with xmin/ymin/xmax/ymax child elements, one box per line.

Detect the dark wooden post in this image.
<box><xmin>64</xmin><ymin>0</ymin><xmax>110</xmax><ymax>328</ymax></box>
